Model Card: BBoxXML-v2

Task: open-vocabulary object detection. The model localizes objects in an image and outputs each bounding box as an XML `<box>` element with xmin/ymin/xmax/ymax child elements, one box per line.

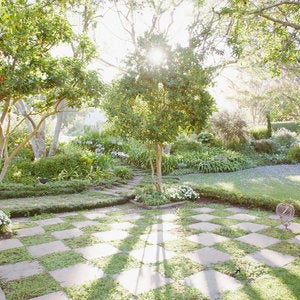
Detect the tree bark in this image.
<box><xmin>155</xmin><ymin>142</ymin><xmax>163</xmax><ymax>192</ymax></box>
<box><xmin>48</xmin><ymin>101</ymin><xmax>65</xmax><ymax>157</ymax></box>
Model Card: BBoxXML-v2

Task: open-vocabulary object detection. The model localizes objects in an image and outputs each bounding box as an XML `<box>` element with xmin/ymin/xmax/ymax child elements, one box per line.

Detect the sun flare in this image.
<box><xmin>147</xmin><ymin>47</ymin><xmax>166</xmax><ymax>65</ymax></box>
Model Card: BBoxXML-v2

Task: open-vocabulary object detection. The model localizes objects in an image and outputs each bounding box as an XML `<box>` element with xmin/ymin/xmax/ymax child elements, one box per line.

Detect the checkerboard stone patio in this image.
<box><xmin>1</xmin><ymin>203</ymin><xmax>299</xmax><ymax>300</ymax></box>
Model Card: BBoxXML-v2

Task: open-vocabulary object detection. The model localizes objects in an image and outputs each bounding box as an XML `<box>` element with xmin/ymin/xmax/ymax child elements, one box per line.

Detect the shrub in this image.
<box><xmin>253</xmin><ymin>139</ymin><xmax>277</xmax><ymax>154</ymax></box>
<box><xmin>0</xmin><ymin>210</ymin><xmax>12</xmax><ymax>234</ymax></box>
<box><xmin>250</xmin><ymin>127</ymin><xmax>269</xmax><ymax>140</ymax></box>
<box><xmin>197</xmin><ymin>132</ymin><xmax>220</xmax><ymax>146</ymax></box>
<box><xmin>288</xmin><ymin>144</ymin><xmax>300</xmax><ymax>162</ymax></box>
<box><xmin>210</xmin><ymin>110</ymin><xmax>250</xmax><ymax>149</ymax></box>
<box><xmin>114</xmin><ymin>166</ymin><xmax>133</xmax><ymax>180</ymax></box>
<box><xmin>171</xmin><ymin>135</ymin><xmax>202</xmax><ymax>153</ymax></box>
<box><xmin>272</xmin><ymin>128</ymin><xmax>297</xmax><ymax>149</ymax></box>
<box><xmin>272</xmin><ymin>121</ymin><xmax>300</xmax><ymax>133</ymax></box>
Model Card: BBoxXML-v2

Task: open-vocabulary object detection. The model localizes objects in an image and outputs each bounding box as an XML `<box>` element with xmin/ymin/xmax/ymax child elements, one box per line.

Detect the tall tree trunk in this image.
<box><xmin>48</xmin><ymin>107</ymin><xmax>65</xmax><ymax>157</ymax></box>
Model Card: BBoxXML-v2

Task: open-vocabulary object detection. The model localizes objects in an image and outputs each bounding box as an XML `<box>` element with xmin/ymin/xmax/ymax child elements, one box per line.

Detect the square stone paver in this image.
<box><xmin>184</xmin><ymin>269</ymin><xmax>241</xmax><ymax>300</ymax></box>
<box><xmin>236</xmin><ymin>233</ymin><xmax>280</xmax><ymax>248</ymax></box>
<box><xmin>140</xmin><ymin>231</ymin><xmax>177</xmax><ymax>244</ymax></box>
<box><xmin>71</xmin><ymin>220</ymin><xmax>99</xmax><ymax>228</ymax></box>
<box><xmin>51</xmin><ymin>228</ymin><xmax>83</xmax><ymax>240</ymax></box>
<box><xmin>111</xmin><ymin>222</ymin><xmax>137</xmax><ymax>230</ymax></box>
<box><xmin>186</xmin><ymin>233</ymin><xmax>229</xmax><ymax>246</ymax></box>
<box><xmin>157</xmin><ymin>213</ymin><xmax>179</xmax><ymax>221</ymax></box>
<box><xmin>93</xmin><ymin>230</ymin><xmax>131</xmax><ymax>242</ymax></box>
<box><xmin>129</xmin><ymin>245</ymin><xmax>176</xmax><ymax>263</ymax></box>
<box><xmin>0</xmin><ymin>261</ymin><xmax>44</xmax><ymax>281</ymax></box>
<box><xmin>0</xmin><ymin>238</ymin><xmax>23</xmax><ymax>251</ymax></box>
<box><xmin>188</xmin><ymin>222</ymin><xmax>221</xmax><ymax>232</ymax></box>
<box><xmin>150</xmin><ymin>222</ymin><xmax>179</xmax><ymax>231</ymax></box>
<box><xmin>191</xmin><ymin>214</ymin><xmax>217</xmax><ymax>222</ymax></box>
<box><xmin>49</xmin><ymin>263</ymin><xmax>104</xmax><ymax>287</ymax></box>
<box><xmin>246</xmin><ymin>249</ymin><xmax>296</xmax><ymax>267</ymax></box>
<box><xmin>193</xmin><ymin>207</ymin><xmax>215</xmax><ymax>213</ymax></box>
<box><xmin>289</xmin><ymin>235</ymin><xmax>300</xmax><ymax>244</ymax></box>
<box><xmin>228</xmin><ymin>213</ymin><xmax>257</xmax><ymax>221</ymax></box>
<box><xmin>278</xmin><ymin>222</ymin><xmax>300</xmax><ymax>234</ymax></box>
<box><xmin>0</xmin><ymin>287</ymin><xmax>5</xmax><ymax>300</ymax></box>
<box><xmin>225</xmin><ymin>207</ymin><xmax>246</xmax><ymax>213</ymax></box>
<box><xmin>75</xmin><ymin>243</ymin><xmax>120</xmax><ymax>260</ymax></box>
<box><xmin>55</xmin><ymin>212</ymin><xmax>78</xmax><ymax>218</ymax></box>
<box><xmin>16</xmin><ymin>226</ymin><xmax>45</xmax><ymax>237</ymax></box>
<box><xmin>34</xmin><ymin>217</ymin><xmax>64</xmax><ymax>227</ymax></box>
<box><xmin>83</xmin><ymin>212</ymin><xmax>107</xmax><ymax>220</ymax></box>
<box><xmin>232</xmin><ymin>222</ymin><xmax>269</xmax><ymax>232</ymax></box>
<box><xmin>27</xmin><ymin>241</ymin><xmax>70</xmax><ymax>257</ymax></box>
<box><xmin>113</xmin><ymin>265</ymin><xmax>172</xmax><ymax>295</ymax></box>
<box><xmin>119</xmin><ymin>213</ymin><xmax>143</xmax><ymax>221</ymax></box>
<box><xmin>184</xmin><ymin>247</ymin><xmax>231</xmax><ymax>266</ymax></box>
<box><xmin>30</xmin><ymin>291</ymin><xmax>70</xmax><ymax>300</ymax></box>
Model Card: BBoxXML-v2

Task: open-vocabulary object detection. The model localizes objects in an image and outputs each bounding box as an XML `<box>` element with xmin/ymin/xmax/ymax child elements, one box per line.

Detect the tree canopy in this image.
<box><xmin>103</xmin><ymin>33</ymin><xmax>215</xmax><ymax>190</ymax></box>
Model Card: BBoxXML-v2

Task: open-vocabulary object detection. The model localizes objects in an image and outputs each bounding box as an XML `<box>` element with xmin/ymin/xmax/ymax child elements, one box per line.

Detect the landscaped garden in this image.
<box><xmin>1</xmin><ymin>1</ymin><xmax>300</xmax><ymax>299</ymax></box>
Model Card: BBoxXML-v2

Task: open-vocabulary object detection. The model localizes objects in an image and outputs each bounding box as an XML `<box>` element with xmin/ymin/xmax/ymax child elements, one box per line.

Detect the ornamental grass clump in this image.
<box><xmin>0</xmin><ymin>210</ymin><xmax>12</xmax><ymax>235</ymax></box>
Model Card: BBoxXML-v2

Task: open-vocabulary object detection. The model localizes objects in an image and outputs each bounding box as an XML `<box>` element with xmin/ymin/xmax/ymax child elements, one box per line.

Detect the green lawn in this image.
<box><xmin>180</xmin><ymin>164</ymin><xmax>300</xmax><ymax>202</ymax></box>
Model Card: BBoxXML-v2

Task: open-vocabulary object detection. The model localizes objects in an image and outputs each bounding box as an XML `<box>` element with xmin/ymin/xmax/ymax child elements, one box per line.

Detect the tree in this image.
<box><xmin>0</xmin><ymin>0</ymin><xmax>102</xmax><ymax>182</ymax></box>
<box><xmin>220</xmin><ymin>0</ymin><xmax>300</xmax><ymax>73</ymax></box>
<box><xmin>102</xmin><ymin>33</ymin><xmax>215</xmax><ymax>191</ymax></box>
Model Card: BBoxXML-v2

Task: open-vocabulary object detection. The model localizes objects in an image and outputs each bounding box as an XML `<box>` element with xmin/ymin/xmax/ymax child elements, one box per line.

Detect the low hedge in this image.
<box><xmin>193</xmin><ymin>186</ymin><xmax>300</xmax><ymax>216</ymax></box>
<box><xmin>5</xmin><ymin>195</ymin><xmax>132</xmax><ymax>218</ymax></box>
<box><xmin>0</xmin><ymin>181</ymin><xmax>89</xmax><ymax>199</ymax></box>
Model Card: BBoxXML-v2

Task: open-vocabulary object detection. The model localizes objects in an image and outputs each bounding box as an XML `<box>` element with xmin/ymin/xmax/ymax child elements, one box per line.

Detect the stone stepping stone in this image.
<box><xmin>0</xmin><ymin>261</ymin><xmax>44</xmax><ymax>281</ymax></box>
<box><xmin>119</xmin><ymin>213</ymin><xmax>143</xmax><ymax>221</ymax></box>
<box><xmin>113</xmin><ymin>265</ymin><xmax>172</xmax><ymax>295</ymax></box>
<box><xmin>30</xmin><ymin>291</ymin><xmax>70</xmax><ymax>300</ymax></box>
<box><xmin>129</xmin><ymin>245</ymin><xmax>176</xmax><ymax>264</ymax></box>
<box><xmin>193</xmin><ymin>207</ymin><xmax>215</xmax><ymax>213</ymax></box>
<box><xmin>72</xmin><ymin>220</ymin><xmax>99</xmax><ymax>228</ymax></box>
<box><xmin>236</xmin><ymin>233</ymin><xmax>280</xmax><ymax>248</ymax></box>
<box><xmin>184</xmin><ymin>247</ymin><xmax>231</xmax><ymax>266</ymax></box>
<box><xmin>0</xmin><ymin>287</ymin><xmax>5</xmax><ymax>300</ymax></box>
<box><xmin>246</xmin><ymin>249</ymin><xmax>296</xmax><ymax>267</ymax></box>
<box><xmin>75</xmin><ymin>243</ymin><xmax>120</xmax><ymax>260</ymax></box>
<box><xmin>157</xmin><ymin>213</ymin><xmax>179</xmax><ymax>222</ymax></box>
<box><xmin>111</xmin><ymin>222</ymin><xmax>137</xmax><ymax>230</ymax></box>
<box><xmin>228</xmin><ymin>214</ymin><xmax>257</xmax><ymax>221</ymax></box>
<box><xmin>225</xmin><ymin>207</ymin><xmax>246</xmax><ymax>213</ymax></box>
<box><xmin>231</xmin><ymin>222</ymin><xmax>269</xmax><ymax>232</ymax></box>
<box><xmin>51</xmin><ymin>228</ymin><xmax>83</xmax><ymax>240</ymax></box>
<box><xmin>149</xmin><ymin>222</ymin><xmax>179</xmax><ymax>231</ymax></box>
<box><xmin>83</xmin><ymin>212</ymin><xmax>107</xmax><ymax>220</ymax></box>
<box><xmin>16</xmin><ymin>226</ymin><xmax>45</xmax><ymax>238</ymax></box>
<box><xmin>140</xmin><ymin>231</ymin><xmax>177</xmax><ymax>244</ymax></box>
<box><xmin>27</xmin><ymin>241</ymin><xmax>70</xmax><ymax>258</ymax></box>
<box><xmin>186</xmin><ymin>233</ymin><xmax>229</xmax><ymax>246</ymax></box>
<box><xmin>268</xmin><ymin>214</ymin><xmax>280</xmax><ymax>220</ymax></box>
<box><xmin>49</xmin><ymin>263</ymin><xmax>104</xmax><ymax>287</ymax></box>
<box><xmin>188</xmin><ymin>222</ymin><xmax>221</xmax><ymax>232</ymax></box>
<box><xmin>34</xmin><ymin>218</ymin><xmax>64</xmax><ymax>227</ymax></box>
<box><xmin>0</xmin><ymin>238</ymin><xmax>23</xmax><ymax>251</ymax></box>
<box><xmin>92</xmin><ymin>230</ymin><xmax>131</xmax><ymax>242</ymax></box>
<box><xmin>289</xmin><ymin>235</ymin><xmax>300</xmax><ymax>244</ymax></box>
<box><xmin>184</xmin><ymin>269</ymin><xmax>241</xmax><ymax>300</ymax></box>
<box><xmin>191</xmin><ymin>214</ymin><xmax>217</xmax><ymax>222</ymax></box>
<box><xmin>277</xmin><ymin>222</ymin><xmax>300</xmax><ymax>234</ymax></box>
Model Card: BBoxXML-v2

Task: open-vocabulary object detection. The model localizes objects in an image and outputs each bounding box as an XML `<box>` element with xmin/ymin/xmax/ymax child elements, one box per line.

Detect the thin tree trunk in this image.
<box><xmin>48</xmin><ymin>109</ymin><xmax>64</xmax><ymax>157</ymax></box>
<box><xmin>147</xmin><ymin>141</ymin><xmax>159</xmax><ymax>191</ymax></box>
<box><xmin>155</xmin><ymin>142</ymin><xmax>163</xmax><ymax>192</ymax></box>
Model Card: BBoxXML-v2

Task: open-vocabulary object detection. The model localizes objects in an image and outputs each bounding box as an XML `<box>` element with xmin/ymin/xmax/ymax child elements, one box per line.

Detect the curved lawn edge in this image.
<box><xmin>193</xmin><ymin>186</ymin><xmax>300</xmax><ymax>216</ymax></box>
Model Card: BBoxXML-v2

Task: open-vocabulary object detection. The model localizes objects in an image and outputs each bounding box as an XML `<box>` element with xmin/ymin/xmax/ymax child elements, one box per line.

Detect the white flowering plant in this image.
<box><xmin>165</xmin><ymin>185</ymin><xmax>199</xmax><ymax>201</ymax></box>
<box><xmin>0</xmin><ymin>210</ymin><xmax>12</xmax><ymax>234</ymax></box>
